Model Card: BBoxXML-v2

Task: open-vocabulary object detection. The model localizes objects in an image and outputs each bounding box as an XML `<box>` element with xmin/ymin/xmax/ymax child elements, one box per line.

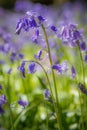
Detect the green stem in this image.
<box><xmin>44</xmin><ymin>100</ymin><xmax>49</xmax><ymax>130</ymax></box>
<box><xmin>78</xmin><ymin>44</ymin><xmax>85</xmax><ymax>86</ymax></box>
<box><xmin>77</xmin><ymin>43</ymin><xmax>86</xmax><ymax>130</ymax></box>
<box><xmin>42</xmin><ymin>25</ymin><xmax>64</xmax><ymax>130</ymax></box>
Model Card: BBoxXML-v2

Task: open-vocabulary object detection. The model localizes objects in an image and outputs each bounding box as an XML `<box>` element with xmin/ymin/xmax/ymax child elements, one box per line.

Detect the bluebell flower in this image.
<box><xmin>0</xmin><ymin>94</ymin><xmax>7</xmax><ymax>106</ymax></box>
<box><xmin>0</xmin><ymin>85</ymin><xmax>2</xmax><ymax>90</ymax></box>
<box><xmin>52</xmin><ymin>61</ymin><xmax>67</xmax><ymax>74</ymax></box>
<box><xmin>52</xmin><ymin>64</ymin><xmax>62</xmax><ymax>74</ymax></box>
<box><xmin>7</xmin><ymin>68</ymin><xmax>12</xmax><ymax>74</ymax></box>
<box><xmin>16</xmin><ymin>17</ymin><xmax>30</xmax><ymax>34</ymax></box>
<box><xmin>18</xmin><ymin>53</ymin><xmax>24</xmax><ymax>59</ymax></box>
<box><xmin>18</xmin><ymin>100</ymin><xmax>29</xmax><ymax>108</ymax></box>
<box><xmin>34</xmin><ymin>50</ymin><xmax>42</xmax><ymax>60</ymax></box>
<box><xmin>44</xmin><ymin>89</ymin><xmax>50</xmax><ymax>99</ymax></box>
<box><xmin>80</xmin><ymin>42</ymin><xmax>86</xmax><ymax>51</ymax></box>
<box><xmin>29</xmin><ymin>19</ymin><xmax>37</xmax><ymax>28</ymax></box>
<box><xmin>59</xmin><ymin>24</ymin><xmax>83</xmax><ymax>47</ymax></box>
<box><xmin>35</xmin><ymin>29</ymin><xmax>39</xmax><ymax>37</ymax></box>
<box><xmin>0</xmin><ymin>106</ymin><xmax>4</xmax><ymax>114</ymax></box>
<box><xmin>84</xmin><ymin>54</ymin><xmax>87</xmax><ymax>62</ymax></box>
<box><xmin>28</xmin><ymin>62</ymin><xmax>36</xmax><ymax>74</ymax></box>
<box><xmin>71</xmin><ymin>66</ymin><xmax>76</xmax><ymax>78</ymax></box>
<box><xmin>10</xmin><ymin>52</ymin><xmax>17</xmax><ymax>62</ymax></box>
<box><xmin>16</xmin><ymin>20</ymin><xmax>23</xmax><ymax>34</ymax></box>
<box><xmin>32</xmin><ymin>36</ymin><xmax>38</xmax><ymax>44</ymax></box>
<box><xmin>78</xmin><ymin>83</ymin><xmax>87</xmax><ymax>95</ymax></box>
<box><xmin>38</xmin><ymin>15</ymin><xmax>45</xmax><ymax>23</ymax></box>
<box><xmin>51</xmin><ymin>26</ymin><xmax>57</xmax><ymax>32</ymax></box>
<box><xmin>19</xmin><ymin>61</ymin><xmax>25</xmax><ymax>78</ymax></box>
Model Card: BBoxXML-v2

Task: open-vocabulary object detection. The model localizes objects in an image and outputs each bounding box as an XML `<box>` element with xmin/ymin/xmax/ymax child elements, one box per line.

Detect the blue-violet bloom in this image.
<box><xmin>18</xmin><ymin>100</ymin><xmax>29</xmax><ymax>108</ymax></box>
<box><xmin>28</xmin><ymin>62</ymin><xmax>36</xmax><ymax>74</ymax></box>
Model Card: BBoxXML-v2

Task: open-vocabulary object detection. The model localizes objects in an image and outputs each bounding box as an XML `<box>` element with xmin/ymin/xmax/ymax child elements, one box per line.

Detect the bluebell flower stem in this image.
<box><xmin>78</xmin><ymin>44</ymin><xmax>85</xmax><ymax>86</ymax></box>
<box><xmin>78</xmin><ymin>43</ymin><xmax>86</xmax><ymax>130</ymax></box>
<box><xmin>42</xmin><ymin>25</ymin><xmax>64</xmax><ymax>130</ymax></box>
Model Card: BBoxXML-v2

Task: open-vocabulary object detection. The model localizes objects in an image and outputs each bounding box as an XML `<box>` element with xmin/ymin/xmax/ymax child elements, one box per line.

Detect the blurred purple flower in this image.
<box><xmin>52</xmin><ymin>61</ymin><xmax>67</xmax><ymax>74</ymax></box>
<box><xmin>7</xmin><ymin>68</ymin><xmax>12</xmax><ymax>74</ymax></box>
<box><xmin>78</xmin><ymin>83</ymin><xmax>87</xmax><ymax>95</ymax></box>
<box><xmin>0</xmin><ymin>106</ymin><xmax>4</xmax><ymax>114</ymax></box>
<box><xmin>35</xmin><ymin>29</ymin><xmax>39</xmax><ymax>37</ymax></box>
<box><xmin>0</xmin><ymin>94</ymin><xmax>7</xmax><ymax>106</ymax></box>
<box><xmin>44</xmin><ymin>89</ymin><xmax>50</xmax><ymax>99</ymax></box>
<box><xmin>16</xmin><ymin>18</ymin><xmax>29</xmax><ymax>34</ymax></box>
<box><xmin>0</xmin><ymin>85</ymin><xmax>2</xmax><ymax>90</ymax></box>
<box><xmin>38</xmin><ymin>15</ymin><xmax>45</xmax><ymax>23</ymax></box>
<box><xmin>28</xmin><ymin>62</ymin><xmax>36</xmax><ymax>74</ymax></box>
<box><xmin>71</xmin><ymin>66</ymin><xmax>76</xmax><ymax>78</ymax></box>
<box><xmin>84</xmin><ymin>54</ymin><xmax>87</xmax><ymax>62</ymax></box>
<box><xmin>80</xmin><ymin>42</ymin><xmax>86</xmax><ymax>51</ymax></box>
<box><xmin>10</xmin><ymin>52</ymin><xmax>17</xmax><ymax>62</ymax></box>
<box><xmin>0</xmin><ymin>60</ymin><xmax>6</xmax><ymax>64</ymax></box>
<box><xmin>18</xmin><ymin>61</ymin><xmax>25</xmax><ymax>78</ymax></box>
<box><xmin>51</xmin><ymin>26</ymin><xmax>57</xmax><ymax>32</ymax></box>
<box><xmin>34</xmin><ymin>50</ymin><xmax>42</xmax><ymax>60</ymax></box>
<box><xmin>18</xmin><ymin>53</ymin><xmax>24</xmax><ymax>59</ymax></box>
<box><xmin>59</xmin><ymin>23</ymin><xmax>83</xmax><ymax>47</ymax></box>
<box><xmin>18</xmin><ymin>100</ymin><xmax>29</xmax><ymax>108</ymax></box>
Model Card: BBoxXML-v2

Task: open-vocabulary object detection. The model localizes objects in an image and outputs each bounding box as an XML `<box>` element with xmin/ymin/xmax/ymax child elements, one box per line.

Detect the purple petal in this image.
<box><xmin>28</xmin><ymin>62</ymin><xmax>36</xmax><ymax>74</ymax></box>
<box><xmin>71</xmin><ymin>66</ymin><xmax>76</xmax><ymax>78</ymax></box>
<box><xmin>18</xmin><ymin>100</ymin><xmax>29</xmax><ymax>107</ymax></box>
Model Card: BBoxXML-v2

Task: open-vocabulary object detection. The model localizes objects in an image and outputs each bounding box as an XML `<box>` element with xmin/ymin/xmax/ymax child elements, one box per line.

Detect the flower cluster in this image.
<box><xmin>58</xmin><ymin>23</ymin><xmax>86</xmax><ymax>49</ymax></box>
<box><xmin>16</xmin><ymin>11</ymin><xmax>45</xmax><ymax>35</ymax></box>
<box><xmin>52</xmin><ymin>61</ymin><xmax>68</xmax><ymax>75</ymax></box>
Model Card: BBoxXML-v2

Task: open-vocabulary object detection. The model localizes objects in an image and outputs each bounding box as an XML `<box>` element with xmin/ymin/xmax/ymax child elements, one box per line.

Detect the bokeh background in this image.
<box><xmin>0</xmin><ymin>0</ymin><xmax>87</xmax><ymax>130</ymax></box>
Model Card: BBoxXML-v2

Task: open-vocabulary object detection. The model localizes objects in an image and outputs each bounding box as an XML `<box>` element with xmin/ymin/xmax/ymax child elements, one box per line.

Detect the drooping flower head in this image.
<box><xmin>18</xmin><ymin>100</ymin><xmax>29</xmax><ymax>108</ymax></box>
<box><xmin>71</xmin><ymin>65</ymin><xmax>76</xmax><ymax>78</ymax></box>
<box><xmin>16</xmin><ymin>11</ymin><xmax>45</xmax><ymax>35</ymax></box>
<box><xmin>78</xmin><ymin>83</ymin><xmax>87</xmax><ymax>95</ymax></box>
<box><xmin>28</xmin><ymin>62</ymin><xmax>36</xmax><ymax>74</ymax></box>
<box><xmin>18</xmin><ymin>61</ymin><xmax>25</xmax><ymax>78</ymax></box>
<box><xmin>34</xmin><ymin>50</ymin><xmax>42</xmax><ymax>60</ymax></box>
<box><xmin>0</xmin><ymin>94</ymin><xmax>7</xmax><ymax>106</ymax></box>
<box><xmin>52</xmin><ymin>61</ymin><xmax>68</xmax><ymax>74</ymax></box>
<box><xmin>84</xmin><ymin>54</ymin><xmax>87</xmax><ymax>62</ymax></box>
<box><xmin>59</xmin><ymin>23</ymin><xmax>83</xmax><ymax>47</ymax></box>
<box><xmin>44</xmin><ymin>89</ymin><xmax>50</xmax><ymax>99</ymax></box>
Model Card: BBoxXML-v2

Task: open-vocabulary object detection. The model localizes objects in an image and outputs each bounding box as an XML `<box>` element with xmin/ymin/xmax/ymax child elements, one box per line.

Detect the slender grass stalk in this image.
<box><xmin>5</xmin><ymin>75</ymin><xmax>14</xmax><ymax>130</ymax></box>
<box><xmin>77</xmin><ymin>43</ymin><xmax>86</xmax><ymax>130</ymax></box>
<box><xmin>8</xmin><ymin>103</ymin><xmax>14</xmax><ymax>130</ymax></box>
<box><xmin>42</xmin><ymin>25</ymin><xmax>64</xmax><ymax>130</ymax></box>
<box><xmin>44</xmin><ymin>100</ymin><xmax>49</xmax><ymax>130</ymax></box>
<box><xmin>77</xmin><ymin>44</ymin><xmax>85</xmax><ymax>86</ymax></box>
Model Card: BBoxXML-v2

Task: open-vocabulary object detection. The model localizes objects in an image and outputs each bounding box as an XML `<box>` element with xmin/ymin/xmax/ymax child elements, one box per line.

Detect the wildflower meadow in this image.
<box><xmin>0</xmin><ymin>0</ymin><xmax>87</xmax><ymax>130</ymax></box>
